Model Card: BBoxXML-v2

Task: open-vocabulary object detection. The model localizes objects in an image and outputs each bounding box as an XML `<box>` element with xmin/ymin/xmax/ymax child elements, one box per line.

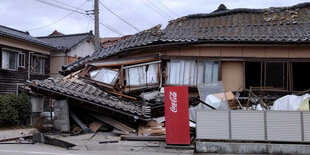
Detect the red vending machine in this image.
<box><xmin>164</xmin><ymin>86</ymin><xmax>190</xmax><ymax>144</ymax></box>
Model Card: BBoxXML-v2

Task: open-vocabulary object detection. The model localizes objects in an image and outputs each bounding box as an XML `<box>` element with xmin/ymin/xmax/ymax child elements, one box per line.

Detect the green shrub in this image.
<box><xmin>0</xmin><ymin>93</ymin><xmax>31</xmax><ymax>126</ymax></box>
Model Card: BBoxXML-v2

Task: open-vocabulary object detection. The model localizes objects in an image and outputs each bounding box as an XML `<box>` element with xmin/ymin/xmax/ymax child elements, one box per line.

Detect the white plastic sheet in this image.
<box><xmin>90</xmin><ymin>68</ymin><xmax>119</xmax><ymax>84</ymax></box>
<box><xmin>272</xmin><ymin>93</ymin><xmax>310</xmax><ymax>111</ymax></box>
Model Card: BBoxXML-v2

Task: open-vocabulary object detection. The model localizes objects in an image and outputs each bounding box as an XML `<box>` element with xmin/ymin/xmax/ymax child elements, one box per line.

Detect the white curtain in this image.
<box><xmin>125</xmin><ymin>64</ymin><xmax>158</xmax><ymax>86</ymax></box>
<box><xmin>90</xmin><ymin>68</ymin><xmax>119</xmax><ymax>84</ymax></box>
<box><xmin>2</xmin><ymin>50</ymin><xmax>17</xmax><ymax>70</ymax></box>
<box><xmin>168</xmin><ymin>59</ymin><xmax>219</xmax><ymax>85</ymax></box>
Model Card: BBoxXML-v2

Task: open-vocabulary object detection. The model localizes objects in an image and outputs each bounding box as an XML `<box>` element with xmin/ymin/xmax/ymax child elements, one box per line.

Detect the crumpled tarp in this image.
<box><xmin>272</xmin><ymin>93</ymin><xmax>310</xmax><ymax>111</ymax></box>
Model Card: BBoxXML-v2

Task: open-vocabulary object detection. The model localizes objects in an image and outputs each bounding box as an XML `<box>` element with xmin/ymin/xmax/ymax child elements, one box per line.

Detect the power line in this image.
<box><xmin>155</xmin><ymin>0</ymin><xmax>179</xmax><ymax>17</ymax></box>
<box><xmin>35</xmin><ymin>0</ymin><xmax>85</xmax><ymax>15</ymax></box>
<box><xmin>99</xmin><ymin>1</ymin><xmax>140</xmax><ymax>32</ymax></box>
<box><xmin>145</xmin><ymin>0</ymin><xmax>173</xmax><ymax>19</ymax></box>
<box><xmin>114</xmin><ymin>0</ymin><xmax>155</xmax><ymax>26</ymax></box>
<box><xmin>52</xmin><ymin>0</ymin><xmax>87</xmax><ymax>12</ymax></box>
<box><xmin>28</xmin><ymin>0</ymin><xmax>88</xmax><ymax>31</ymax></box>
<box><xmin>139</xmin><ymin>0</ymin><xmax>171</xmax><ymax>20</ymax></box>
<box><xmin>86</xmin><ymin>14</ymin><xmax>124</xmax><ymax>36</ymax></box>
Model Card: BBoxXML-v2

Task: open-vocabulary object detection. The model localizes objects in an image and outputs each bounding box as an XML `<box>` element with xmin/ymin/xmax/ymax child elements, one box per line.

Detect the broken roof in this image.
<box><xmin>28</xmin><ymin>78</ymin><xmax>151</xmax><ymax>120</ymax></box>
<box><xmin>0</xmin><ymin>25</ymin><xmax>54</xmax><ymax>48</ymax></box>
<box><xmin>62</xmin><ymin>2</ymin><xmax>310</xmax><ymax>75</ymax></box>
<box><xmin>38</xmin><ymin>32</ymin><xmax>94</xmax><ymax>50</ymax></box>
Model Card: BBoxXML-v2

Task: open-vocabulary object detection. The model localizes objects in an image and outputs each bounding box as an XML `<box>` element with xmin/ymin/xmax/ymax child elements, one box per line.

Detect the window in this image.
<box><xmin>31</xmin><ymin>55</ymin><xmax>45</xmax><ymax>74</ymax></box>
<box><xmin>18</xmin><ymin>53</ymin><xmax>25</xmax><ymax>67</ymax></box>
<box><xmin>2</xmin><ymin>49</ymin><xmax>18</xmax><ymax>70</ymax></box>
<box><xmin>125</xmin><ymin>64</ymin><xmax>159</xmax><ymax>86</ymax></box>
<box><xmin>90</xmin><ymin>68</ymin><xmax>119</xmax><ymax>85</ymax></box>
<box><xmin>166</xmin><ymin>59</ymin><xmax>219</xmax><ymax>85</ymax></box>
<box><xmin>292</xmin><ymin>62</ymin><xmax>310</xmax><ymax>91</ymax></box>
<box><xmin>245</xmin><ymin>61</ymin><xmax>288</xmax><ymax>90</ymax></box>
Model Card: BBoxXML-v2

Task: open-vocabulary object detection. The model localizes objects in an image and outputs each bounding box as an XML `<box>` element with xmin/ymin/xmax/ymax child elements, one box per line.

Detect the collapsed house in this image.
<box><xmin>25</xmin><ymin>2</ymin><xmax>310</xmax><ymax>145</ymax></box>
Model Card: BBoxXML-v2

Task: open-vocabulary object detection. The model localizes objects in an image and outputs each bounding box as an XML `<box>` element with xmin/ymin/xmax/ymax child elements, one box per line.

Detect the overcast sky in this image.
<box><xmin>0</xmin><ymin>0</ymin><xmax>308</xmax><ymax>37</ymax></box>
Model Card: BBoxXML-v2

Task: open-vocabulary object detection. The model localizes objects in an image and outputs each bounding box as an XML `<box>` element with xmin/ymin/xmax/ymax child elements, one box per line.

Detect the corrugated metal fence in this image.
<box><xmin>196</xmin><ymin>110</ymin><xmax>310</xmax><ymax>142</ymax></box>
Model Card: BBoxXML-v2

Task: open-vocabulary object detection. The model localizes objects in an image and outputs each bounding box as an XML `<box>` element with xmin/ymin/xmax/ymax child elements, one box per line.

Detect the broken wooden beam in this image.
<box><xmin>99</xmin><ymin>140</ymin><xmax>119</xmax><ymax>144</ymax></box>
<box><xmin>107</xmin><ymin>91</ymin><xmax>137</xmax><ymax>100</ymax></box>
<box><xmin>69</xmin><ymin>111</ymin><xmax>89</xmax><ymax>133</ymax></box>
<box><xmin>120</xmin><ymin>135</ymin><xmax>165</xmax><ymax>141</ymax></box>
<box><xmin>90</xmin><ymin>113</ymin><xmax>136</xmax><ymax>134</ymax></box>
<box><xmin>89</xmin><ymin>121</ymin><xmax>104</xmax><ymax>132</ymax></box>
<box><xmin>32</xmin><ymin>133</ymin><xmax>76</xmax><ymax>149</ymax></box>
<box><xmin>0</xmin><ymin>135</ymin><xmax>32</xmax><ymax>142</ymax></box>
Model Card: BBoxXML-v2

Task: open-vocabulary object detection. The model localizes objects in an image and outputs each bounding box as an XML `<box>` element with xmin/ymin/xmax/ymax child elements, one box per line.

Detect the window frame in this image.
<box><xmin>166</xmin><ymin>59</ymin><xmax>220</xmax><ymax>86</ymax></box>
<box><xmin>18</xmin><ymin>53</ymin><xmax>26</xmax><ymax>68</ymax></box>
<box><xmin>31</xmin><ymin>54</ymin><xmax>46</xmax><ymax>75</ymax></box>
<box><xmin>1</xmin><ymin>48</ymin><xmax>19</xmax><ymax>71</ymax></box>
<box><xmin>244</xmin><ymin>60</ymin><xmax>289</xmax><ymax>91</ymax></box>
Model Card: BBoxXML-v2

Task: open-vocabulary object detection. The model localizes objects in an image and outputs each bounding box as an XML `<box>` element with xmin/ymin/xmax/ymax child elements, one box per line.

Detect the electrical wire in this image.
<box><xmin>28</xmin><ymin>0</ymin><xmax>88</xmax><ymax>31</ymax></box>
<box><xmin>145</xmin><ymin>0</ymin><xmax>173</xmax><ymax>19</ymax></box>
<box><xmin>52</xmin><ymin>0</ymin><xmax>87</xmax><ymax>12</ymax></box>
<box><xmin>99</xmin><ymin>1</ymin><xmax>140</xmax><ymax>32</ymax></box>
<box><xmin>86</xmin><ymin>14</ymin><xmax>124</xmax><ymax>36</ymax></box>
<box><xmin>155</xmin><ymin>0</ymin><xmax>179</xmax><ymax>17</ymax></box>
<box><xmin>114</xmin><ymin>0</ymin><xmax>155</xmax><ymax>26</ymax></box>
<box><xmin>35</xmin><ymin>0</ymin><xmax>85</xmax><ymax>14</ymax></box>
<box><xmin>139</xmin><ymin>0</ymin><xmax>171</xmax><ymax>20</ymax></box>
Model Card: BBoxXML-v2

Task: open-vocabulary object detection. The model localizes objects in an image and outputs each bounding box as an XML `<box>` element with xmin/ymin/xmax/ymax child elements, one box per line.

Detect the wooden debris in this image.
<box><xmin>0</xmin><ymin>135</ymin><xmax>32</xmax><ymax>142</ymax></box>
<box><xmin>99</xmin><ymin>140</ymin><xmax>119</xmax><ymax>144</ymax></box>
<box><xmin>121</xmin><ymin>135</ymin><xmax>165</xmax><ymax>141</ymax></box>
<box><xmin>32</xmin><ymin>133</ymin><xmax>76</xmax><ymax>149</ymax></box>
<box><xmin>72</xmin><ymin>126</ymin><xmax>83</xmax><ymax>135</ymax></box>
<box><xmin>91</xmin><ymin>113</ymin><xmax>136</xmax><ymax>134</ymax></box>
<box><xmin>112</xmin><ymin>128</ymin><xmax>127</xmax><ymax>135</ymax></box>
<box><xmin>107</xmin><ymin>91</ymin><xmax>137</xmax><ymax>100</ymax></box>
<box><xmin>89</xmin><ymin>121</ymin><xmax>104</xmax><ymax>132</ymax></box>
<box><xmin>70</xmin><ymin>111</ymin><xmax>89</xmax><ymax>133</ymax></box>
<box><xmin>139</xmin><ymin>120</ymin><xmax>165</xmax><ymax>136</ymax></box>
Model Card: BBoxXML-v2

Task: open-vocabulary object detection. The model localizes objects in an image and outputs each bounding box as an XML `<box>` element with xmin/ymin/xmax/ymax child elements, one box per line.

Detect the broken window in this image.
<box><xmin>245</xmin><ymin>61</ymin><xmax>288</xmax><ymax>90</ymax></box>
<box><xmin>90</xmin><ymin>68</ymin><xmax>119</xmax><ymax>85</ymax></box>
<box><xmin>166</xmin><ymin>59</ymin><xmax>219</xmax><ymax>86</ymax></box>
<box><xmin>31</xmin><ymin>55</ymin><xmax>45</xmax><ymax>74</ymax></box>
<box><xmin>2</xmin><ymin>49</ymin><xmax>18</xmax><ymax>70</ymax></box>
<box><xmin>125</xmin><ymin>63</ymin><xmax>159</xmax><ymax>86</ymax></box>
<box><xmin>292</xmin><ymin>62</ymin><xmax>310</xmax><ymax>91</ymax></box>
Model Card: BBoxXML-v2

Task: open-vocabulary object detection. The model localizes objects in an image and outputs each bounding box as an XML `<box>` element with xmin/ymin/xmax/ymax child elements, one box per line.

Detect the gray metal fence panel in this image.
<box><xmin>303</xmin><ymin>112</ymin><xmax>310</xmax><ymax>142</ymax></box>
<box><xmin>231</xmin><ymin>111</ymin><xmax>265</xmax><ymax>140</ymax></box>
<box><xmin>266</xmin><ymin>111</ymin><xmax>302</xmax><ymax>141</ymax></box>
<box><xmin>196</xmin><ymin>110</ymin><xmax>229</xmax><ymax>140</ymax></box>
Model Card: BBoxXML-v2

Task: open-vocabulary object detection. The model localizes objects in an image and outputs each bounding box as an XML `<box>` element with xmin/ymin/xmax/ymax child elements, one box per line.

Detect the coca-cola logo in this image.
<box><xmin>169</xmin><ymin>91</ymin><xmax>177</xmax><ymax>113</ymax></box>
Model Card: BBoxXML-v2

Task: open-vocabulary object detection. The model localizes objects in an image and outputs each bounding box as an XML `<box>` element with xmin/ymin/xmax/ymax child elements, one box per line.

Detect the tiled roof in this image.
<box><xmin>0</xmin><ymin>25</ymin><xmax>53</xmax><ymax>48</ymax></box>
<box><xmin>100</xmin><ymin>35</ymin><xmax>132</xmax><ymax>48</ymax></box>
<box><xmin>61</xmin><ymin>2</ymin><xmax>310</xmax><ymax>75</ymax></box>
<box><xmin>28</xmin><ymin>78</ymin><xmax>151</xmax><ymax>119</ymax></box>
<box><xmin>38</xmin><ymin>32</ymin><xmax>94</xmax><ymax>50</ymax></box>
<box><xmin>161</xmin><ymin>2</ymin><xmax>310</xmax><ymax>43</ymax></box>
<box><xmin>61</xmin><ymin>25</ymin><xmax>162</xmax><ymax>75</ymax></box>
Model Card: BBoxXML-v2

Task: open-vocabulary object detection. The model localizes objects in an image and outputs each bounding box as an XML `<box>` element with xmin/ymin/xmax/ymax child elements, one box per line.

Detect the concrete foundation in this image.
<box><xmin>54</xmin><ymin>100</ymin><xmax>70</xmax><ymax>132</ymax></box>
<box><xmin>196</xmin><ymin>141</ymin><xmax>310</xmax><ymax>154</ymax></box>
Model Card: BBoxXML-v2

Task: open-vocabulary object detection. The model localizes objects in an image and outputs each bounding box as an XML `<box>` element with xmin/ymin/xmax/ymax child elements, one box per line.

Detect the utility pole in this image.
<box><xmin>94</xmin><ymin>0</ymin><xmax>100</xmax><ymax>51</ymax></box>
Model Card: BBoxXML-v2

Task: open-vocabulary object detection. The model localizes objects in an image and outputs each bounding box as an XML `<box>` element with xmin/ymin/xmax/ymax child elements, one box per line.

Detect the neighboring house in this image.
<box><xmin>38</xmin><ymin>31</ymin><xmax>95</xmax><ymax>77</ymax></box>
<box><xmin>62</xmin><ymin>2</ymin><xmax>310</xmax><ymax>94</ymax></box>
<box><xmin>0</xmin><ymin>25</ymin><xmax>53</xmax><ymax>94</ymax></box>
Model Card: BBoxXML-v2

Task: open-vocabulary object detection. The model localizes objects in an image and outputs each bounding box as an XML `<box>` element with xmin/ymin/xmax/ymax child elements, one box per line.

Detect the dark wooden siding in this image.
<box><xmin>0</xmin><ymin>46</ymin><xmax>50</xmax><ymax>94</ymax></box>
